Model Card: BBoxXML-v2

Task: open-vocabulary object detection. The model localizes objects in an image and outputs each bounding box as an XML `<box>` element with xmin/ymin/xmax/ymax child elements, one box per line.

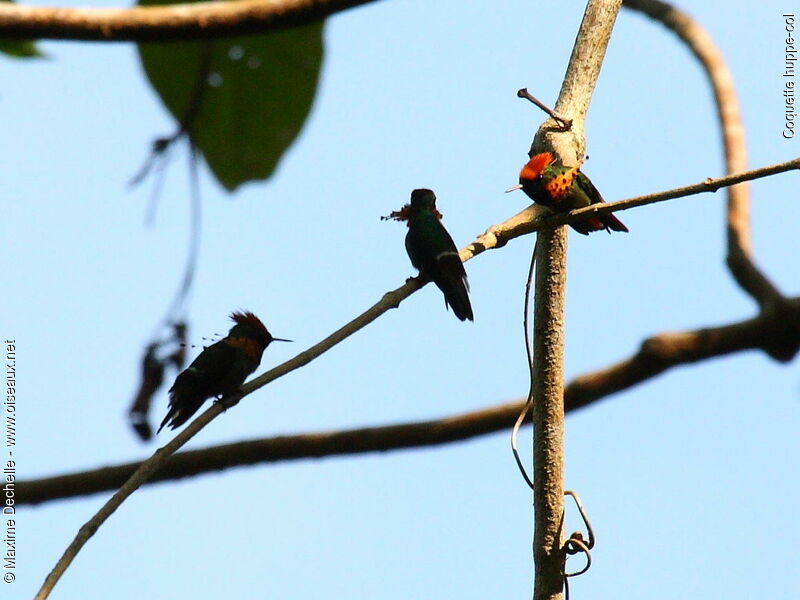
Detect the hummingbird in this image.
<box><xmin>507</xmin><ymin>152</ymin><xmax>628</xmax><ymax>235</ymax></box>
<box><xmin>158</xmin><ymin>311</ymin><xmax>290</xmax><ymax>433</ymax></box>
<box><xmin>383</xmin><ymin>188</ymin><xmax>473</xmax><ymax>321</ymax></box>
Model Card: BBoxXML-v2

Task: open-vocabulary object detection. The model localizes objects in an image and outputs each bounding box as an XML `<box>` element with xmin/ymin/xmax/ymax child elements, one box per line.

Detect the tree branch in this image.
<box><xmin>531</xmin><ymin>226</ymin><xmax>569</xmax><ymax>600</ymax></box>
<box><xmin>566</xmin><ymin>297</ymin><xmax>800</xmax><ymax>410</ymax></box>
<box><xmin>623</xmin><ymin>0</ymin><xmax>782</xmax><ymax>309</ymax></box>
<box><xmin>18</xmin><ymin>296</ymin><xmax>800</xmax><ymax>506</ymax></box>
<box><xmin>0</xmin><ymin>0</ymin><xmax>378</xmax><ymax>42</ymax></box>
<box><xmin>538</xmin><ymin>158</ymin><xmax>800</xmax><ymax>231</ymax></box>
<box><xmin>33</xmin><ymin>401</ymin><xmax>227</xmax><ymax>599</ymax></box>
<box><xmin>466</xmin><ymin>157</ymin><xmax>800</xmax><ymax>262</ymax></box>
<box><xmin>526</xmin><ymin>3</ymin><xmax>622</xmax><ymax>599</ymax></box>
<box><xmin>233</xmin><ymin>159</ymin><xmax>800</xmax><ymax>411</ymax></box>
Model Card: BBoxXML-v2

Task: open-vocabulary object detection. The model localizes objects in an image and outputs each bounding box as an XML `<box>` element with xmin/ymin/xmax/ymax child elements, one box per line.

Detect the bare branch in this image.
<box><xmin>20</xmin><ymin>401</ymin><xmax>524</xmax><ymax>505</ymax></box>
<box><xmin>33</xmin><ymin>401</ymin><xmax>229</xmax><ymax>599</ymax></box>
<box><xmin>566</xmin><ymin>298</ymin><xmax>800</xmax><ymax>410</ymax></box>
<box><xmin>541</xmin><ymin>158</ymin><xmax>800</xmax><ymax>231</ymax></box>
<box><xmin>517</xmin><ymin>88</ymin><xmax>572</xmax><ymax>131</ymax></box>
<box><xmin>0</xmin><ymin>0</ymin><xmax>378</xmax><ymax>42</ymax></box>
<box><xmin>531</xmin><ymin>227</ymin><xmax>569</xmax><ymax>600</ymax></box>
<box><xmin>623</xmin><ymin>0</ymin><xmax>781</xmax><ymax>308</ymax></box>
<box><xmin>527</xmin><ymin>3</ymin><xmax>622</xmax><ymax>599</ymax></box>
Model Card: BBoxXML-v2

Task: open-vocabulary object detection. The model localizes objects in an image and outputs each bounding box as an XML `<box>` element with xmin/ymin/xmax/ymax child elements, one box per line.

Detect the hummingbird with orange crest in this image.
<box><xmin>158</xmin><ymin>311</ymin><xmax>290</xmax><ymax>433</ymax></box>
<box><xmin>507</xmin><ymin>152</ymin><xmax>628</xmax><ymax>235</ymax></box>
<box><xmin>383</xmin><ymin>189</ymin><xmax>473</xmax><ymax>322</ymax></box>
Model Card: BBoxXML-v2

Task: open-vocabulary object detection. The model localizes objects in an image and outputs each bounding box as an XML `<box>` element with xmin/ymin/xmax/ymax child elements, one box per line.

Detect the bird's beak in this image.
<box><xmin>505</xmin><ymin>184</ymin><xmax>523</xmax><ymax>193</ymax></box>
<box><xmin>272</xmin><ymin>337</ymin><xmax>293</xmax><ymax>343</ymax></box>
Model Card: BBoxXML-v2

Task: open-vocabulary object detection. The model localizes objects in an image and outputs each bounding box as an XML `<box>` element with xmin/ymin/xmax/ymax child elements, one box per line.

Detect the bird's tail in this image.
<box><xmin>157</xmin><ymin>395</ymin><xmax>205</xmax><ymax>433</ymax></box>
<box><xmin>572</xmin><ymin>212</ymin><xmax>628</xmax><ymax>235</ymax></box>
<box><xmin>435</xmin><ymin>254</ymin><xmax>474</xmax><ymax>322</ymax></box>
<box><xmin>157</xmin><ymin>373</ymin><xmax>207</xmax><ymax>434</ymax></box>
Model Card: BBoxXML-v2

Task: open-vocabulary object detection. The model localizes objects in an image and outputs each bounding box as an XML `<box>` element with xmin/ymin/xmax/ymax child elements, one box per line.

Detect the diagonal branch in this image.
<box><xmin>239</xmin><ymin>162</ymin><xmax>800</xmax><ymax>409</ymax></box>
<box><xmin>0</xmin><ymin>0</ymin><xmax>379</xmax><ymax>42</ymax></box>
<box><xmin>623</xmin><ymin>0</ymin><xmax>782</xmax><ymax>309</ymax></box>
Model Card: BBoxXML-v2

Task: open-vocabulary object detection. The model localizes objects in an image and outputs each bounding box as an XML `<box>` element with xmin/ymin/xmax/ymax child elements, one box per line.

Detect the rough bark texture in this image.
<box><xmin>527</xmin><ymin>1</ymin><xmax>623</xmax><ymax>599</ymax></box>
<box><xmin>531</xmin><ymin>228</ymin><xmax>568</xmax><ymax>600</ymax></box>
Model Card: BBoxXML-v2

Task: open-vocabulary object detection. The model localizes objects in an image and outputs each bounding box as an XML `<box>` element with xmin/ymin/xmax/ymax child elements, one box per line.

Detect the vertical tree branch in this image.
<box><xmin>531</xmin><ymin>227</ymin><xmax>568</xmax><ymax>600</ymax></box>
<box><xmin>528</xmin><ymin>2</ymin><xmax>622</xmax><ymax>600</ymax></box>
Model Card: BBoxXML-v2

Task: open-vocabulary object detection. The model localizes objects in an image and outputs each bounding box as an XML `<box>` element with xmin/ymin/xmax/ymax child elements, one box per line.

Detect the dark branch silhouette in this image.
<box><xmin>20</xmin><ymin>291</ymin><xmax>800</xmax><ymax>506</ymax></box>
<box><xmin>0</xmin><ymin>0</ymin><xmax>377</xmax><ymax>41</ymax></box>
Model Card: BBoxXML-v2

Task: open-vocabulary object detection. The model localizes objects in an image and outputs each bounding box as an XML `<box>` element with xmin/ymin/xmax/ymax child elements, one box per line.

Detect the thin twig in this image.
<box><xmin>563</xmin><ymin>488</ymin><xmax>595</xmax><ymax>581</ymax></box>
<box><xmin>563</xmin><ymin>537</ymin><xmax>591</xmax><ymax>577</ymax></box>
<box><xmin>469</xmin><ymin>157</ymin><xmax>800</xmax><ymax>262</ymax></box>
<box><xmin>511</xmin><ymin>239</ymin><xmax>537</xmax><ymax>491</ymax></box>
<box><xmin>547</xmin><ymin>157</ymin><xmax>800</xmax><ymax>226</ymax></box>
<box><xmin>563</xmin><ymin>491</ymin><xmax>595</xmax><ymax>550</ymax></box>
<box><xmin>517</xmin><ymin>88</ymin><xmax>572</xmax><ymax>130</ymax></box>
<box><xmin>130</xmin><ymin>41</ymin><xmax>214</xmax><ymax>189</ymax></box>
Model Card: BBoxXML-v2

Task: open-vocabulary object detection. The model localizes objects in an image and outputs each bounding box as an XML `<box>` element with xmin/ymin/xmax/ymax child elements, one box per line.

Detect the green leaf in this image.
<box><xmin>0</xmin><ymin>0</ymin><xmax>44</xmax><ymax>58</ymax></box>
<box><xmin>137</xmin><ymin>0</ymin><xmax>324</xmax><ymax>192</ymax></box>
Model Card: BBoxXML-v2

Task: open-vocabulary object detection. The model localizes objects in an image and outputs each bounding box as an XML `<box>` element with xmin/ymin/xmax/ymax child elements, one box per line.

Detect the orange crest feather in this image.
<box><xmin>519</xmin><ymin>152</ymin><xmax>555</xmax><ymax>181</ymax></box>
<box><xmin>229</xmin><ymin>311</ymin><xmax>269</xmax><ymax>336</ymax></box>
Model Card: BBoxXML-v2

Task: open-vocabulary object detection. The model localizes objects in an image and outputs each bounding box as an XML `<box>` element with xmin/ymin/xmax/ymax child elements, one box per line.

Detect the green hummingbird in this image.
<box><xmin>507</xmin><ymin>152</ymin><xmax>628</xmax><ymax>235</ymax></box>
<box><xmin>383</xmin><ymin>189</ymin><xmax>474</xmax><ymax>321</ymax></box>
<box><xmin>158</xmin><ymin>311</ymin><xmax>290</xmax><ymax>433</ymax></box>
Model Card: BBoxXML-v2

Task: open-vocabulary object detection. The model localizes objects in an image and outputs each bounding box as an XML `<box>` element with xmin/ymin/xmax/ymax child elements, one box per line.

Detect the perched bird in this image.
<box><xmin>383</xmin><ymin>188</ymin><xmax>473</xmax><ymax>321</ymax></box>
<box><xmin>507</xmin><ymin>152</ymin><xmax>628</xmax><ymax>235</ymax></box>
<box><xmin>158</xmin><ymin>311</ymin><xmax>290</xmax><ymax>433</ymax></box>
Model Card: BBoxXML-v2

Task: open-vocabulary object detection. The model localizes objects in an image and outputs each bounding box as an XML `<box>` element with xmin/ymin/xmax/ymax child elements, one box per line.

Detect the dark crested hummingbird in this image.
<box><xmin>383</xmin><ymin>188</ymin><xmax>474</xmax><ymax>321</ymax></box>
<box><xmin>158</xmin><ymin>311</ymin><xmax>290</xmax><ymax>433</ymax></box>
<box><xmin>507</xmin><ymin>152</ymin><xmax>628</xmax><ymax>235</ymax></box>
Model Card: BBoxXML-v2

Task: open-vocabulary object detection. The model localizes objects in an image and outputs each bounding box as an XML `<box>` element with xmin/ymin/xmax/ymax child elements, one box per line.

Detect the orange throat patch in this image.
<box><xmin>225</xmin><ymin>336</ymin><xmax>263</xmax><ymax>360</ymax></box>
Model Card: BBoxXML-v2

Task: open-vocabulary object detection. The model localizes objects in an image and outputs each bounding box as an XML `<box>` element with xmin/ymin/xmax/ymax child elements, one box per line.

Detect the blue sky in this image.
<box><xmin>5</xmin><ymin>0</ymin><xmax>799</xmax><ymax>598</ymax></box>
